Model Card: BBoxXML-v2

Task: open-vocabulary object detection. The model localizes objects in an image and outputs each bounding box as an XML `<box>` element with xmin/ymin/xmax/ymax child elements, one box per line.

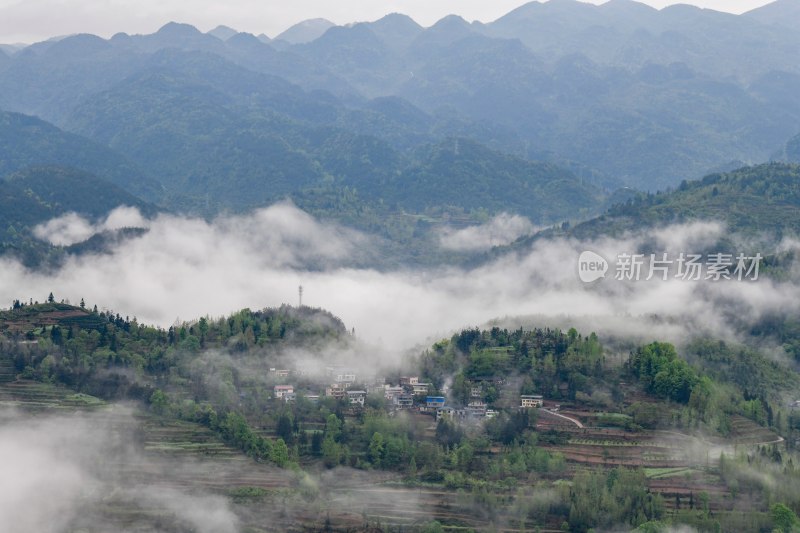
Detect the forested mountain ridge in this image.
<box><xmin>570</xmin><ymin>163</ymin><xmax>800</xmax><ymax>240</ymax></box>
<box><xmin>0</xmin><ymin>48</ymin><xmax>610</xmax><ymax>267</ymax></box>
<box><xmin>490</xmin><ymin>163</ymin><xmax>800</xmax><ymax>256</ymax></box>
<box><xmin>287</xmin><ymin>1</ymin><xmax>800</xmax><ymax>189</ymax></box>
<box><xmin>387</xmin><ymin>138</ymin><xmax>605</xmax><ymax>220</ymax></box>
<box><xmin>0</xmin><ymin>166</ymin><xmax>156</xmax><ymax>266</ymax></box>
<box><xmin>1</xmin><ymin>1</ymin><xmax>799</xmax><ymax>195</ymax></box>
<box><xmin>0</xmin><ymin>110</ymin><xmax>161</xmax><ymax>200</ymax></box>
<box><xmin>744</xmin><ymin>0</ymin><xmax>800</xmax><ymax>29</ymax></box>
<box><xmin>60</xmin><ymin>51</ymin><xmax>608</xmax><ymax>220</ymax></box>
<box><xmin>776</xmin><ymin>132</ymin><xmax>800</xmax><ymax>164</ymax></box>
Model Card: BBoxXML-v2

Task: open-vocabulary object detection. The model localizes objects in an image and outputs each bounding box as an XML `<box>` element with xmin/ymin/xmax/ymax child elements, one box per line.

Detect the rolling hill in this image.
<box><xmin>510</xmin><ymin>163</ymin><xmax>800</xmax><ymax>245</ymax></box>
<box><xmin>63</xmin><ymin>52</ymin><xmax>609</xmax><ymax>221</ymax></box>
<box><xmin>0</xmin><ymin>166</ymin><xmax>155</xmax><ymax>265</ymax></box>
<box><xmin>0</xmin><ymin>110</ymin><xmax>161</xmax><ymax>201</ymax></box>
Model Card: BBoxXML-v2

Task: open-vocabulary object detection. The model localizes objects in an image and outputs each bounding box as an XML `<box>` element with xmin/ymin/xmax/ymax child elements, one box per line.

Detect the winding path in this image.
<box><xmin>541</xmin><ymin>408</ymin><xmax>584</xmax><ymax>428</ymax></box>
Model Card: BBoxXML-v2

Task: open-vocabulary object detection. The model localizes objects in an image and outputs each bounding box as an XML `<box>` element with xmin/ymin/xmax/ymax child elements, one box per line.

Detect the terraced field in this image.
<box><xmin>727</xmin><ymin>415</ymin><xmax>782</xmax><ymax>445</ymax></box>
<box><xmin>533</xmin><ymin>409</ymin><xmax>787</xmax><ymax>518</ymax></box>
<box><xmin>0</xmin><ymin>378</ymin><xmax>109</xmax><ymax>411</ymax></box>
<box><xmin>0</xmin><ymin>352</ymin><xmax>15</xmax><ymax>382</ymax></box>
<box><xmin>0</xmin><ymin>365</ymin><xmax>784</xmax><ymax>532</ymax></box>
<box><xmin>0</xmin><ymin>377</ymin><xmax>538</xmax><ymax>532</ymax></box>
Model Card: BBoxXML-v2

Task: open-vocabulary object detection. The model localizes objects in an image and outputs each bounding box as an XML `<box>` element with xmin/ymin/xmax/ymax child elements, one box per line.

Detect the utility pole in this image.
<box><xmin>298</xmin><ymin>285</ymin><xmax>303</xmax><ymax>308</ymax></box>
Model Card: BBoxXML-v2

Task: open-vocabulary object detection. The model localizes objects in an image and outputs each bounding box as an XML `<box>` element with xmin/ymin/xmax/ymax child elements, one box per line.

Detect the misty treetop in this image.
<box><xmin>420</xmin><ymin>326</ymin><xmax>604</xmax><ymax>404</ymax></box>
<box><xmin>1</xmin><ymin>302</ymin><xmax>347</xmax><ymax>391</ymax></box>
<box><xmin>571</xmin><ymin>163</ymin><xmax>800</xmax><ymax>240</ymax></box>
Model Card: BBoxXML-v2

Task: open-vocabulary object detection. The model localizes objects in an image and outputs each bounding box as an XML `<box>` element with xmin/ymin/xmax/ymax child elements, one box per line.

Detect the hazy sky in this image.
<box><xmin>0</xmin><ymin>0</ymin><xmax>776</xmax><ymax>44</ymax></box>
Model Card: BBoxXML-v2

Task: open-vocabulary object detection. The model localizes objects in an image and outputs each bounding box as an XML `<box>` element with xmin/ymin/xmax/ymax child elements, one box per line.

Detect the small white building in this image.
<box><xmin>327</xmin><ymin>366</ymin><xmax>356</xmax><ymax>386</ymax></box>
<box><xmin>274</xmin><ymin>385</ymin><xmax>294</xmax><ymax>399</ymax></box>
<box><xmin>347</xmin><ymin>390</ymin><xmax>367</xmax><ymax>406</ymax></box>
<box><xmin>412</xmin><ymin>383</ymin><xmax>432</xmax><ymax>395</ymax></box>
<box><xmin>396</xmin><ymin>393</ymin><xmax>414</xmax><ymax>409</ymax></box>
<box><xmin>335</xmin><ymin>373</ymin><xmax>357</xmax><ymax>385</ymax></box>
<box><xmin>326</xmin><ymin>384</ymin><xmax>347</xmax><ymax>400</ymax></box>
<box><xmin>520</xmin><ymin>395</ymin><xmax>544</xmax><ymax>408</ymax></box>
<box><xmin>384</xmin><ymin>385</ymin><xmax>405</xmax><ymax>401</ymax></box>
<box><xmin>466</xmin><ymin>401</ymin><xmax>487</xmax><ymax>418</ymax></box>
<box><xmin>436</xmin><ymin>406</ymin><xmax>456</xmax><ymax>421</ymax></box>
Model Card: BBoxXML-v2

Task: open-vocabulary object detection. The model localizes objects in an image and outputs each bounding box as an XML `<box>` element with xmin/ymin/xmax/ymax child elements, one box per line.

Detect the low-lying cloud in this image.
<box><xmin>0</xmin><ymin>408</ymin><xmax>239</xmax><ymax>533</ymax></box>
<box><xmin>33</xmin><ymin>206</ymin><xmax>150</xmax><ymax>246</ymax></box>
<box><xmin>438</xmin><ymin>213</ymin><xmax>537</xmax><ymax>252</ymax></box>
<box><xmin>5</xmin><ymin>204</ymin><xmax>800</xmax><ymax>356</ymax></box>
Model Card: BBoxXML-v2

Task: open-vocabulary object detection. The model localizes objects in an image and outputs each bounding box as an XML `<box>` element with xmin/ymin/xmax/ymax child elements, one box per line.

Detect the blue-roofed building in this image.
<box><xmin>426</xmin><ymin>396</ymin><xmax>446</xmax><ymax>409</ymax></box>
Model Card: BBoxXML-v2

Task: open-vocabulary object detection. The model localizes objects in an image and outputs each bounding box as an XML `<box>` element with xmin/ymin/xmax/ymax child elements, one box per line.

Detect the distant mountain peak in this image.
<box><xmin>407</xmin><ymin>14</ymin><xmax>478</xmax><ymax>54</ymax></box>
<box><xmin>225</xmin><ymin>32</ymin><xmax>273</xmax><ymax>53</ymax></box>
<box><xmin>745</xmin><ymin>0</ymin><xmax>798</xmax><ymax>13</ymax></box>
<box><xmin>156</xmin><ymin>22</ymin><xmax>202</xmax><ymax>37</ymax></box>
<box><xmin>45</xmin><ymin>33</ymin><xmax>111</xmax><ymax>57</ymax></box>
<box><xmin>496</xmin><ymin>0</ymin><xmax>596</xmax><ymax>22</ymax></box>
<box><xmin>431</xmin><ymin>14</ymin><xmax>471</xmax><ymax>28</ymax></box>
<box><xmin>659</xmin><ymin>3</ymin><xmax>704</xmax><ymax>14</ymax></box>
<box><xmin>499</xmin><ymin>1</ymin><xmax>544</xmax><ymax>19</ymax></box>
<box><xmin>275</xmin><ymin>18</ymin><xmax>336</xmax><ymax>44</ymax></box>
<box><xmin>365</xmin><ymin>13</ymin><xmax>423</xmax><ymax>50</ymax></box>
<box><xmin>744</xmin><ymin>0</ymin><xmax>800</xmax><ymax>28</ymax></box>
<box><xmin>375</xmin><ymin>12</ymin><xmax>421</xmax><ymax>26</ymax></box>
<box><xmin>226</xmin><ymin>32</ymin><xmax>262</xmax><ymax>45</ymax></box>
<box><xmin>207</xmin><ymin>25</ymin><xmax>238</xmax><ymax>41</ymax></box>
<box><xmin>600</xmin><ymin>0</ymin><xmax>657</xmax><ymax>12</ymax></box>
<box><xmin>538</xmin><ymin>0</ymin><xmax>595</xmax><ymax>12</ymax></box>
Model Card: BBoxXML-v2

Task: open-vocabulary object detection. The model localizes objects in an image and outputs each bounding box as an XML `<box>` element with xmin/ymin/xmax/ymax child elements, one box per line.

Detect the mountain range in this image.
<box><xmin>1</xmin><ymin>0</ymin><xmax>800</xmax><ymax>265</ymax></box>
<box><xmin>1</xmin><ymin>0</ymin><xmax>799</xmax><ymax>193</ymax></box>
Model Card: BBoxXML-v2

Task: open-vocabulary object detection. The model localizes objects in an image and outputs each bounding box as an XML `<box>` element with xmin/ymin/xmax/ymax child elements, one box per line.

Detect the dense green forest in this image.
<box><xmin>0</xmin><ymin>110</ymin><xmax>161</xmax><ymax>200</ymax></box>
<box><xmin>489</xmin><ymin>163</ymin><xmax>800</xmax><ymax>265</ymax></box>
<box><xmin>580</xmin><ymin>163</ymin><xmax>800</xmax><ymax>238</ymax></box>
<box><xmin>0</xmin><ymin>98</ymin><xmax>607</xmax><ymax>269</ymax></box>
<box><xmin>0</xmin><ymin>166</ymin><xmax>156</xmax><ymax>266</ymax></box>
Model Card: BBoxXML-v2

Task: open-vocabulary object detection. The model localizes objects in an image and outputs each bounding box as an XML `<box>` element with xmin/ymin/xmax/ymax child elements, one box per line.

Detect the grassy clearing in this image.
<box><xmin>568</xmin><ymin>438</ymin><xmax>641</xmax><ymax>447</ymax></box>
<box><xmin>63</xmin><ymin>393</ymin><xmax>107</xmax><ymax>407</ymax></box>
<box><xmin>0</xmin><ymin>380</ymin><xmax>106</xmax><ymax>410</ymax></box>
<box><xmin>645</xmin><ymin>467</ymin><xmax>699</xmax><ymax>479</ymax></box>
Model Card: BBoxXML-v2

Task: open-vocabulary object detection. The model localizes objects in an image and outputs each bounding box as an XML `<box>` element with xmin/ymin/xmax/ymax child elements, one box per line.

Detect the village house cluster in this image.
<box><xmin>268</xmin><ymin>367</ymin><xmax>546</xmax><ymax>423</ymax></box>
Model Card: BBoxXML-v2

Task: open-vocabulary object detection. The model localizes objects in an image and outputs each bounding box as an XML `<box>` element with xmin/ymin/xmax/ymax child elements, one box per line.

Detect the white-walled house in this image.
<box><xmin>520</xmin><ymin>395</ymin><xmax>544</xmax><ymax>408</ymax></box>
<box><xmin>274</xmin><ymin>385</ymin><xmax>294</xmax><ymax>399</ymax></box>
<box><xmin>347</xmin><ymin>390</ymin><xmax>367</xmax><ymax>406</ymax></box>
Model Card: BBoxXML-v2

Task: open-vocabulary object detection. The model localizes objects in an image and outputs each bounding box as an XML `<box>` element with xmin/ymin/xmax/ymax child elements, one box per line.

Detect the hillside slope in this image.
<box><xmin>0</xmin><ymin>110</ymin><xmax>161</xmax><ymax>200</ymax></box>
